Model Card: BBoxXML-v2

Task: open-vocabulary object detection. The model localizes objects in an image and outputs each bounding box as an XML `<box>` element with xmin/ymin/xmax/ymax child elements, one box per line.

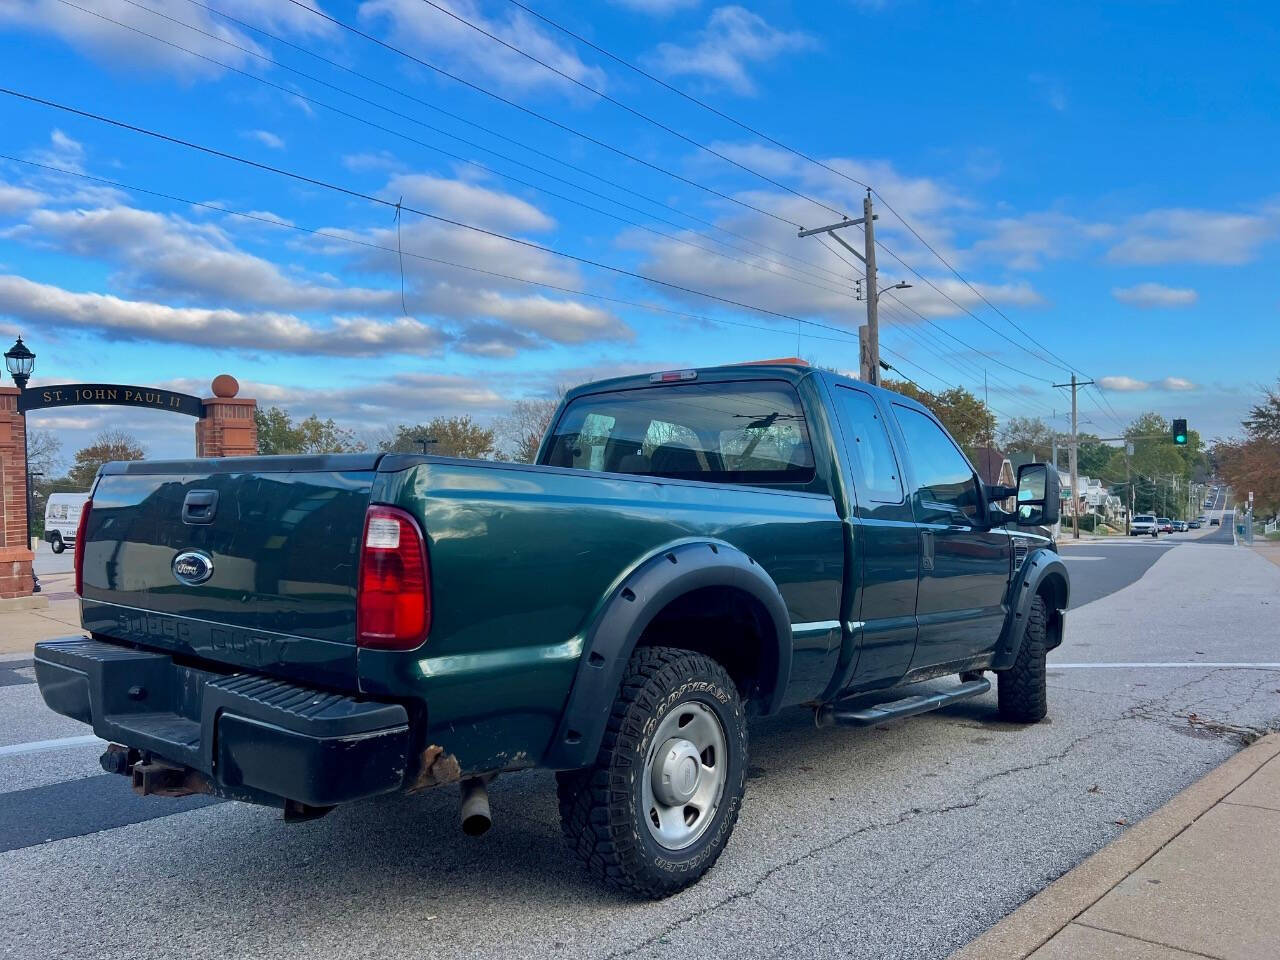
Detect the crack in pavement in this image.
<box><xmin>605</xmin><ymin>796</ymin><xmax>985</xmax><ymax>960</ymax></box>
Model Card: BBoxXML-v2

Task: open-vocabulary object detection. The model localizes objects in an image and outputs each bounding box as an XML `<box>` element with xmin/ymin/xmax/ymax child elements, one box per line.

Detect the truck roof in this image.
<box><xmin>564</xmin><ymin>360</ymin><xmax>932</xmax><ymax>417</ymax></box>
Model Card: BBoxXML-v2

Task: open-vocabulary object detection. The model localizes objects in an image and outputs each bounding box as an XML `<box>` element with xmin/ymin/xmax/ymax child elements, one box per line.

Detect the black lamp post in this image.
<box><xmin>4</xmin><ymin>337</ymin><xmax>37</xmax><ymax>591</ymax></box>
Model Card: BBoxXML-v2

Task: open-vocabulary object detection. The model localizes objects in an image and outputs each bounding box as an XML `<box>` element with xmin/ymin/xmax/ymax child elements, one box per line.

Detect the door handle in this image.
<box><xmin>181</xmin><ymin>489</ymin><xmax>219</xmax><ymax>525</ymax></box>
<box><xmin>920</xmin><ymin>530</ymin><xmax>935</xmax><ymax>572</ymax></box>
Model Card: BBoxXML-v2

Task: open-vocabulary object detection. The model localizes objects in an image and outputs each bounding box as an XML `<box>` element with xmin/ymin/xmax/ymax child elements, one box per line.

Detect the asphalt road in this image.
<box><xmin>3</xmin><ymin>511</ymin><xmax>1276</xmax><ymax>960</ymax></box>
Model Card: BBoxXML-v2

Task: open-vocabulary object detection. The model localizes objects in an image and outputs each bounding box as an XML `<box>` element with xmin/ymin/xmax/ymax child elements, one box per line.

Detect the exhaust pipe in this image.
<box><xmin>459</xmin><ymin>776</ymin><xmax>492</xmax><ymax>836</ymax></box>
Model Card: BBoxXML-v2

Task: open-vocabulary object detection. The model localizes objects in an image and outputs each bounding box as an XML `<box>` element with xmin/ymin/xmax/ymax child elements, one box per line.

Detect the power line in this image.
<box><xmin>0</xmin><ymin>87</ymin><xmax>870</xmax><ymax>343</ymax></box>
<box><xmin>0</xmin><ymin>153</ymin><xmax>871</xmax><ymax>356</ymax></box>
<box><xmin>501</xmin><ymin>0</ymin><xmax>873</xmax><ymax>195</ymax></box>
<box><xmin>279</xmin><ymin>0</ymin><xmax>805</xmax><ymax>229</ymax></box>
<box><xmin>170</xmin><ymin>0</ymin><xmax>854</xmax><ymax>284</ymax></box>
<box><xmin>66</xmin><ymin>0</ymin><xmax>859</xmax><ymax>303</ymax></box>
<box><xmin>415</xmin><ymin>0</ymin><xmax>847</xmax><ymax>220</ymax></box>
<box><xmin>498</xmin><ymin>0</ymin><xmax>1089</xmax><ymax>383</ymax></box>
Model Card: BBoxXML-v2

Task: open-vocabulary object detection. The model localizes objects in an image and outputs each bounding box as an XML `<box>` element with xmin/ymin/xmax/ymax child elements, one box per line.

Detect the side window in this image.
<box><xmin>832</xmin><ymin>386</ymin><xmax>903</xmax><ymax>504</ymax></box>
<box><xmin>892</xmin><ymin>405</ymin><xmax>981</xmax><ymax>522</ymax></box>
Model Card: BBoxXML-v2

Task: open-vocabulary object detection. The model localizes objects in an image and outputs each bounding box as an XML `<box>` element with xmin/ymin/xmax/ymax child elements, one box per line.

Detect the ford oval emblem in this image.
<box><xmin>172</xmin><ymin>550</ymin><xmax>214</xmax><ymax>586</ymax></box>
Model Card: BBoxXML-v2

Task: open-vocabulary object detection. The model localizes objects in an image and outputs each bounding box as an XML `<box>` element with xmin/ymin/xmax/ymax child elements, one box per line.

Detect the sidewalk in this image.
<box><xmin>0</xmin><ymin>572</ymin><xmax>83</xmax><ymax>657</ymax></box>
<box><xmin>951</xmin><ymin>733</ymin><xmax>1280</xmax><ymax>960</ymax></box>
<box><xmin>1251</xmin><ymin>539</ymin><xmax>1280</xmax><ymax>569</ymax></box>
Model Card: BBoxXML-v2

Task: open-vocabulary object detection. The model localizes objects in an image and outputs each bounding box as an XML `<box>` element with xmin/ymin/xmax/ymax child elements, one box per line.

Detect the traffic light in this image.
<box><xmin>1172</xmin><ymin>418</ymin><xmax>1188</xmax><ymax>445</ymax></box>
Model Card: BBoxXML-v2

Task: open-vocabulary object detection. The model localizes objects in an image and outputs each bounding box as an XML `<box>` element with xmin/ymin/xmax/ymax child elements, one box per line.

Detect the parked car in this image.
<box><xmin>33</xmin><ymin>362</ymin><xmax>1069</xmax><ymax>896</ymax></box>
<box><xmin>1158</xmin><ymin>517</ymin><xmax>1174</xmax><ymax>533</ymax></box>
<box><xmin>42</xmin><ymin>492</ymin><xmax>89</xmax><ymax>554</ymax></box>
<box><xmin>1197</xmin><ymin>515</ymin><xmax>1208</xmax><ymax>523</ymax></box>
<box><xmin>1172</xmin><ymin>520</ymin><xmax>1188</xmax><ymax>532</ymax></box>
<box><xmin>1131</xmin><ymin>514</ymin><xmax>1160</xmax><ymax>537</ymax></box>
<box><xmin>1188</xmin><ymin>520</ymin><xmax>1202</xmax><ymax>529</ymax></box>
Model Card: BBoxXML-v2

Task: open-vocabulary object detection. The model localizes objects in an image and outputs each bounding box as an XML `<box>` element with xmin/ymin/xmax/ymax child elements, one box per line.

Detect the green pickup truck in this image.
<box><xmin>35</xmin><ymin>361</ymin><xmax>1067</xmax><ymax>896</ymax></box>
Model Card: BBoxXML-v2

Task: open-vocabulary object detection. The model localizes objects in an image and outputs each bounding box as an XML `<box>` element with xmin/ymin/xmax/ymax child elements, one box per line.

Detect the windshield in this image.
<box><xmin>1135</xmin><ymin>515</ymin><xmax>1155</xmax><ymax>522</ymax></box>
<box><xmin>541</xmin><ymin>379</ymin><xmax>815</xmax><ymax>484</ymax></box>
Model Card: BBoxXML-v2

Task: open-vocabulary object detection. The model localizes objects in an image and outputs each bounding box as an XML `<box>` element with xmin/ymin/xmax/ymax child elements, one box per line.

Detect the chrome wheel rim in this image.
<box><xmin>641</xmin><ymin>700</ymin><xmax>728</xmax><ymax>851</ymax></box>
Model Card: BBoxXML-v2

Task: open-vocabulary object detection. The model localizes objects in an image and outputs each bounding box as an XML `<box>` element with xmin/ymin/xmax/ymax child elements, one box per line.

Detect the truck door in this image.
<box><xmin>828</xmin><ymin>384</ymin><xmax>919</xmax><ymax>685</ymax></box>
<box><xmin>890</xmin><ymin>404</ymin><xmax>1012</xmax><ymax>669</ymax></box>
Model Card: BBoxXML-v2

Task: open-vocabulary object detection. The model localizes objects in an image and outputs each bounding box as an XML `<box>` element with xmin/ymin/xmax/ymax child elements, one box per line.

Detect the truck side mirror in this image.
<box><xmin>1015</xmin><ymin>463</ymin><xmax>1061</xmax><ymax>527</ymax></box>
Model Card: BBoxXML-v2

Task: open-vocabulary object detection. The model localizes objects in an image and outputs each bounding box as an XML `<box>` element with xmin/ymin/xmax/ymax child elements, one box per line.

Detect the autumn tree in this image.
<box><xmin>494</xmin><ymin>390</ymin><xmax>566</xmax><ymax>463</ymax></box>
<box><xmin>255</xmin><ymin>406</ymin><xmax>364</xmax><ymax>455</ymax></box>
<box><xmin>378</xmin><ymin>416</ymin><xmax>496</xmax><ymax>460</ymax></box>
<box><xmin>69</xmin><ymin>429</ymin><xmax>146</xmax><ymax>487</ymax></box>
<box><xmin>881</xmin><ymin>380</ymin><xmax>996</xmax><ymax>457</ymax></box>
<box><xmin>1217</xmin><ymin>379</ymin><xmax>1280</xmax><ymax>516</ymax></box>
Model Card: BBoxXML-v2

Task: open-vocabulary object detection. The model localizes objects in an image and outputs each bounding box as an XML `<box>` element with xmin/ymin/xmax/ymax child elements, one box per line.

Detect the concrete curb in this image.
<box><xmin>949</xmin><ymin>732</ymin><xmax>1280</xmax><ymax>960</ymax></box>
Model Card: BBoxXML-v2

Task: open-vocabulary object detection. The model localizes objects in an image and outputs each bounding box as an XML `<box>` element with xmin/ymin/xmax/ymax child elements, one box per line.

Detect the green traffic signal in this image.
<box><xmin>1172</xmin><ymin>418</ymin><xmax>1187</xmax><ymax>445</ymax></box>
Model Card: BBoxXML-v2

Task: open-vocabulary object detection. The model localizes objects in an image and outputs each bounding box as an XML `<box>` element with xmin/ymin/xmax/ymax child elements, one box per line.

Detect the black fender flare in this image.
<box><xmin>544</xmin><ymin>539</ymin><xmax>792</xmax><ymax>770</ymax></box>
<box><xmin>991</xmin><ymin>548</ymin><xmax>1070</xmax><ymax>671</ymax></box>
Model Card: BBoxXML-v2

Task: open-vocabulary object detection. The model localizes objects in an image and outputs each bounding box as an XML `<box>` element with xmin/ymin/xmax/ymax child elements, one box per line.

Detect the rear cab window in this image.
<box><xmin>542</xmin><ymin>380</ymin><xmax>815</xmax><ymax>485</ymax></box>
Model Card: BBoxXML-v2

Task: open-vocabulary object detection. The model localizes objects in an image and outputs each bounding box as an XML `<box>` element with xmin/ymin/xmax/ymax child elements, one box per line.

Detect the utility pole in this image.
<box><xmin>799</xmin><ymin>190</ymin><xmax>881</xmax><ymax>385</ymax></box>
<box><xmin>1053</xmin><ymin>373</ymin><xmax>1095</xmax><ymax>540</ymax></box>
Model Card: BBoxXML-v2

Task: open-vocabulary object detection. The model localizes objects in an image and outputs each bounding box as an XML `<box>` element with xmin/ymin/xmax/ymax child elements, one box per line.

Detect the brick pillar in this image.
<box><xmin>194</xmin><ymin>374</ymin><xmax>257</xmax><ymax>458</ymax></box>
<box><xmin>0</xmin><ymin>386</ymin><xmax>34</xmax><ymax>598</ymax></box>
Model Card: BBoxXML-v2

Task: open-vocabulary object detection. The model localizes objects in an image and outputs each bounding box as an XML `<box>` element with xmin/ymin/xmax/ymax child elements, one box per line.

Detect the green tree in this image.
<box><xmin>378</xmin><ymin>415</ymin><xmax>496</xmax><ymax>460</ymax></box>
<box><xmin>254</xmin><ymin>406</ymin><xmax>364</xmax><ymax>455</ymax></box>
<box><xmin>882</xmin><ymin>380</ymin><xmax>996</xmax><ymax>457</ymax></box>
<box><xmin>998</xmin><ymin>416</ymin><xmax>1055</xmax><ymax>458</ymax></box>
<box><xmin>69</xmin><ymin>429</ymin><xmax>145</xmax><ymax>487</ymax></box>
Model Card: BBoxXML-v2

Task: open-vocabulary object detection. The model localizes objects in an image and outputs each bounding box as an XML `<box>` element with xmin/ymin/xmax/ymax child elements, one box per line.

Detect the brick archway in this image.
<box><xmin>0</xmin><ymin>375</ymin><xmax>256</xmax><ymax>599</ymax></box>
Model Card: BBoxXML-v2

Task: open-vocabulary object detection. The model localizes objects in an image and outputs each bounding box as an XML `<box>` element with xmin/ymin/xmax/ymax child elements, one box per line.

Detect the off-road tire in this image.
<box><xmin>556</xmin><ymin>646</ymin><xmax>748</xmax><ymax>898</ymax></box>
<box><xmin>997</xmin><ymin>594</ymin><xmax>1049</xmax><ymax>723</ymax></box>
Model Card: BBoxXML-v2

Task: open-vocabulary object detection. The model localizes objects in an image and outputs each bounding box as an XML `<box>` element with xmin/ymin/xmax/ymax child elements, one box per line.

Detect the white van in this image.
<box><xmin>44</xmin><ymin>493</ymin><xmax>89</xmax><ymax>554</ymax></box>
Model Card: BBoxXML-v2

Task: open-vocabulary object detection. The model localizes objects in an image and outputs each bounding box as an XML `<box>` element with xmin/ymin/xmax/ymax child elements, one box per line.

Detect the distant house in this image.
<box><xmin>972</xmin><ymin>445</ymin><xmax>1015</xmax><ymax>487</ymax></box>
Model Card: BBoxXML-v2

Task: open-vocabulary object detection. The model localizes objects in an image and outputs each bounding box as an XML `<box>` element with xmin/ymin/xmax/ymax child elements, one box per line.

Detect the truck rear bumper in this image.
<box><xmin>34</xmin><ymin>637</ymin><xmax>411</xmax><ymax>808</ymax></box>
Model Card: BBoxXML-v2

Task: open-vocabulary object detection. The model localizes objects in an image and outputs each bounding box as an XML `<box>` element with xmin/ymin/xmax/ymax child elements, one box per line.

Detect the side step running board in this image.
<box><xmin>818</xmin><ymin>677</ymin><xmax>991</xmax><ymax>727</ymax></box>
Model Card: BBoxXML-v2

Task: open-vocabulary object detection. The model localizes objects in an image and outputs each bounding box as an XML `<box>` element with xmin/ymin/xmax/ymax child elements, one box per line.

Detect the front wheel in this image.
<box><xmin>50</xmin><ymin>535</ymin><xmax>65</xmax><ymax>554</ymax></box>
<box><xmin>556</xmin><ymin>646</ymin><xmax>748</xmax><ymax>898</ymax></box>
<box><xmin>997</xmin><ymin>595</ymin><xmax>1049</xmax><ymax>723</ymax></box>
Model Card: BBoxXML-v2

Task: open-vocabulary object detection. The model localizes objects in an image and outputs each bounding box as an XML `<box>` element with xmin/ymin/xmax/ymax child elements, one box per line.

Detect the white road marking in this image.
<box><xmin>1049</xmin><ymin>662</ymin><xmax>1280</xmax><ymax>670</ymax></box>
<box><xmin>0</xmin><ymin>734</ymin><xmax>102</xmax><ymax>757</ymax></box>
<box><xmin>1061</xmin><ymin>556</ymin><xmax>1107</xmax><ymax>561</ymax></box>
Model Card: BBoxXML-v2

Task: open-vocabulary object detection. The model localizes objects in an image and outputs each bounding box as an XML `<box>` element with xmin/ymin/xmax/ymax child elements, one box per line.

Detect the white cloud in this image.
<box><xmin>0</xmin><ymin>182</ymin><xmax>46</xmax><ymax>215</ymax></box>
<box><xmin>1112</xmin><ymin>282</ymin><xmax>1198</xmax><ymax>308</ymax></box>
<box><xmin>358</xmin><ymin>0</ymin><xmax>606</xmax><ymax>94</ymax></box>
<box><xmin>1107</xmin><ymin>208</ymin><xmax>1278</xmax><ymax>265</ymax></box>
<box><xmin>0</xmin><ymin>0</ymin><xmax>333</xmax><ymax>79</ymax></box>
<box><xmin>1029</xmin><ymin>74</ymin><xmax>1068</xmax><ymax>112</ymax></box>
<box><xmin>244</xmin><ymin>129</ymin><xmax>285</xmax><ymax>151</ymax></box>
<box><xmin>11</xmin><ymin>205</ymin><xmax>400</xmax><ymax>313</ymax></box>
<box><xmin>1097</xmin><ymin>375</ymin><xmax>1149</xmax><ymax>392</ymax></box>
<box><xmin>1158</xmin><ymin>377</ymin><xmax>1197</xmax><ymax>391</ymax></box>
<box><xmin>387</xmin><ymin>174</ymin><xmax>553</xmax><ymax>232</ymax></box>
<box><xmin>645</xmin><ymin>6</ymin><xmax>814</xmax><ymax>95</ymax></box>
<box><xmin>0</xmin><ymin>274</ymin><xmax>450</xmax><ymax>355</ymax></box>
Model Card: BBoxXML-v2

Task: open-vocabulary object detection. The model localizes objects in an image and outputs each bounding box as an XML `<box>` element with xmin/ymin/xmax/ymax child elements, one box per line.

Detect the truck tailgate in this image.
<box><xmin>80</xmin><ymin>455</ymin><xmax>379</xmax><ymax>690</ymax></box>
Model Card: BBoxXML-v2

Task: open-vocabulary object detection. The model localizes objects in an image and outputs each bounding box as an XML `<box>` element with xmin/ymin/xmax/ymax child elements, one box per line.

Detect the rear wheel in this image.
<box><xmin>997</xmin><ymin>595</ymin><xmax>1049</xmax><ymax>723</ymax></box>
<box><xmin>556</xmin><ymin>646</ymin><xmax>748</xmax><ymax>898</ymax></box>
<box><xmin>50</xmin><ymin>534</ymin><xmax>65</xmax><ymax>554</ymax></box>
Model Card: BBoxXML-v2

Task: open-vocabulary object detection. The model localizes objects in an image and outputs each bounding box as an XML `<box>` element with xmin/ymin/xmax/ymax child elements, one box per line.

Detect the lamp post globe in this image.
<box><xmin>4</xmin><ymin>336</ymin><xmax>35</xmax><ymax>390</ymax></box>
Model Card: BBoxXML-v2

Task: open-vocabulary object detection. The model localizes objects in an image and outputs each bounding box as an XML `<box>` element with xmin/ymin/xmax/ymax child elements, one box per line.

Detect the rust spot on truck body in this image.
<box><xmin>408</xmin><ymin>744</ymin><xmax>461</xmax><ymax>793</ymax></box>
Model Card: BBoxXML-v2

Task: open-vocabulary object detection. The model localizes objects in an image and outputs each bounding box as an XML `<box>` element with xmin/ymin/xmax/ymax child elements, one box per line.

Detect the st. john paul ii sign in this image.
<box><xmin>18</xmin><ymin>383</ymin><xmax>205</xmax><ymax>418</ymax></box>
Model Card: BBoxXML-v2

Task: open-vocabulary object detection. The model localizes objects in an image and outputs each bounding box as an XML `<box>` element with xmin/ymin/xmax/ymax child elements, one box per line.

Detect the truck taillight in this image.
<box><xmin>73</xmin><ymin>499</ymin><xmax>92</xmax><ymax>596</ymax></box>
<box><xmin>356</xmin><ymin>505</ymin><xmax>430</xmax><ymax>650</ymax></box>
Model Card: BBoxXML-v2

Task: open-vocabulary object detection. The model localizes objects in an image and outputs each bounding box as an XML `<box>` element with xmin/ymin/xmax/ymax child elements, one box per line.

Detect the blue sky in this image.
<box><xmin>0</xmin><ymin>0</ymin><xmax>1277</xmax><ymax>463</ymax></box>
